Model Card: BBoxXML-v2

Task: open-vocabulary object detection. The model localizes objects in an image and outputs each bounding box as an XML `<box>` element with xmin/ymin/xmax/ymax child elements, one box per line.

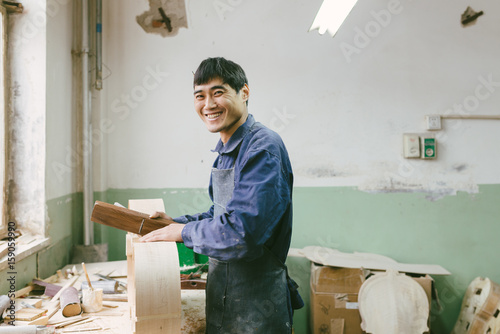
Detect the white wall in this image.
<box><xmin>46</xmin><ymin>0</ymin><xmax>74</xmax><ymax>200</ymax></box>
<box><xmin>100</xmin><ymin>0</ymin><xmax>500</xmax><ymax>196</ymax></box>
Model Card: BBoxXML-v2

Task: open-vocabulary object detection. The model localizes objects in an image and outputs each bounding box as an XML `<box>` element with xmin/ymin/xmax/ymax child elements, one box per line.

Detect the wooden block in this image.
<box><xmin>102</xmin><ymin>294</ymin><xmax>128</xmax><ymax>302</ymax></box>
<box><xmin>16</xmin><ymin>298</ymin><xmax>43</xmax><ymax>309</ymax></box>
<box><xmin>30</xmin><ymin>315</ymin><xmax>49</xmax><ymax>326</ymax></box>
<box><xmin>14</xmin><ymin>315</ymin><xmax>50</xmax><ymax>326</ymax></box>
<box><xmin>91</xmin><ymin>201</ymin><xmax>176</xmax><ymax>236</ymax></box>
<box><xmin>16</xmin><ymin>307</ymin><xmax>48</xmax><ymax>321</ymax></box>
<box><xmin>128</xmin><ymin>199</ymin><xmax>165</xmax><ymax>215</ymax></box>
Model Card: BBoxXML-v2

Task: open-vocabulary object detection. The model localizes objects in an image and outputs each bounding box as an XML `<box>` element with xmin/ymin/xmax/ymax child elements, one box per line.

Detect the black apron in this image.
<box><xmin>205</xmin><ymin>166</ymin><xmax>292</xmax><ymax>334</ymax></box>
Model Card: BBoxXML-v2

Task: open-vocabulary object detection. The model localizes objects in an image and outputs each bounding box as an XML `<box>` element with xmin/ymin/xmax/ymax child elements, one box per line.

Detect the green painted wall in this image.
<box><xmin>91</xmin><ymin>185</ymin><xmax>499</xmax><ymax>333</ymax></box>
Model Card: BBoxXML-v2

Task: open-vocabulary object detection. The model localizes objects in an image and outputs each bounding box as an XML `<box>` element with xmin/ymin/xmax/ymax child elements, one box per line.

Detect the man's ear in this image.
<box><xmin>241</xmin><ymin>84</ymin><xmax>250</xmax><ymax>102</ymax></box>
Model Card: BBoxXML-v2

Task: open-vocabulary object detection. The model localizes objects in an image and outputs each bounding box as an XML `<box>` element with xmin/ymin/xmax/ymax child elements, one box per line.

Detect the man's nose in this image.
<box><xmin>205</xmin><ymin>96</ymin><xmax>217</xmax><ymax>109</ymax></box>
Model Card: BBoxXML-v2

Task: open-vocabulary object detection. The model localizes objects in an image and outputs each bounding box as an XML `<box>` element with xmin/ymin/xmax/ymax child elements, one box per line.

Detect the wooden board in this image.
<box><xmin>16</xmin><ymin>307</ymin><xmax>48</xmax><ymax>321</ymax></box>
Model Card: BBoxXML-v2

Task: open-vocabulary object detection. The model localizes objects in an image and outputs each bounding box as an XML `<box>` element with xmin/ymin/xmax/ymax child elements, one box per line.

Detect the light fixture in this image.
<box><xmin>309</xmin><ymin>0</ymin><xmax>359</xmax><ymax>37</ymax></box>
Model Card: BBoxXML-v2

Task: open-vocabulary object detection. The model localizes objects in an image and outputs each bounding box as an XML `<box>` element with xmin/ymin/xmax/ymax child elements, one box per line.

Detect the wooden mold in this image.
<box><xmin>359</xmin><ymin>270</ymin><xmax>429</xmax><ymax>334</ymax></box>
<box><xmin>127</xmin><ymin>199</ymin><xmax>181</xmax><ymax>334</ymax></box>
<box><xmin>452</xmin><ymin>277</ymin><xmax>500</xmax><ymax>334</ymax></box>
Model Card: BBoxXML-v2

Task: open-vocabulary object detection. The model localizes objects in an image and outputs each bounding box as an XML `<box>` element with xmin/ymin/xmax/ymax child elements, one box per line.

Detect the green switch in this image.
<box><xmin>421</xmin><ymin>137</ymin><xmax>436</xmax><ymax>159</ymax></box>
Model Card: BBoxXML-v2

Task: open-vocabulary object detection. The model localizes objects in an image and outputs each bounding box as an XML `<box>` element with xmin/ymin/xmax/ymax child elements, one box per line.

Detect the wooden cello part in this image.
<box><xmin>452</xmin><ymin>277</ymin><xmax>500</xmax><ymax>334</ymax></box>
<box><xmin>91</xmin><ymin>200</ymin><xmax>176</xmax><ymax>236</ymax></box>
<box><xmin>127</xmin><ymin>199</ymin><xmax>182</xmax><ymax>334</ymax></box>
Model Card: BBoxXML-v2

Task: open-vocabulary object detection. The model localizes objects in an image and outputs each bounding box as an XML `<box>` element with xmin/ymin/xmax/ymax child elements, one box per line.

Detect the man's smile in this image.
<box><xmin>206</xmin><ymin>112</ymin><xmax>223</xmax><ymax>120</ymax></box>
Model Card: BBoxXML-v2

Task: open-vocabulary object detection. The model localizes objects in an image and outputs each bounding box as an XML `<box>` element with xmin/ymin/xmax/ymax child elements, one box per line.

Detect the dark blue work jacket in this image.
<box><xmin>177</xmin><ymin>114</ymin><xmax>294</xmax><ymax>265</ymax></box>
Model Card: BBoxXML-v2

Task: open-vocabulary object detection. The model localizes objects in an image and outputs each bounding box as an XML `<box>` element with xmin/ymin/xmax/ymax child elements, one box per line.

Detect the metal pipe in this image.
<box><xmin>441</xmin><ymin>114</ymin><xmax>500</xmax><ymax>120</ymax></box>
<box><xmin>95</xmin><ymin>0</ymin><xmax>102</xmax><ymax>90</ymax></box>
<box><xmin>82</xmin><ymin>0</ymin><xmax>93</xmax><ymax>246</ymax></box>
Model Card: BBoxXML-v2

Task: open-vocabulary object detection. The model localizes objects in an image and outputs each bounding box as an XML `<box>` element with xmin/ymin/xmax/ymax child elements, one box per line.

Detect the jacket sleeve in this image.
<box><xmin>181</xmin><ymin>148</ymin><xmax>291</xmax><ymax>262</ymax></box>
<box><xmin>173</xmin><ymin>205</ymin><xmax>214</xmax><ymax>224</ymax></box>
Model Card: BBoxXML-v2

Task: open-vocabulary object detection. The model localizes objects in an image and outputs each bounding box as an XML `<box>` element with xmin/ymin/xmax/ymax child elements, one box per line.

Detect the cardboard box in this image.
<box><xmin>310</xmin><ymin>264</ymin><xmax>366</xmax><ymax>334</ymax></box>
<box><xmin>310</xmin><ymin>264</ymin><xmax>434</xmax><ymax>334</ymax></box>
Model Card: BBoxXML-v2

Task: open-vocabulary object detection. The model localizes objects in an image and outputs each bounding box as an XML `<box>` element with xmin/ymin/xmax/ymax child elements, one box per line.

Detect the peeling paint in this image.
<box><xmin>359</xmin><ymin>177</ymin><xmax>479</xmax><ymax>201</ymax></box>
<box><xmin>136</xmin><ymin>0</ymin><xmax>188</xmax><ymax>37</ymax></box>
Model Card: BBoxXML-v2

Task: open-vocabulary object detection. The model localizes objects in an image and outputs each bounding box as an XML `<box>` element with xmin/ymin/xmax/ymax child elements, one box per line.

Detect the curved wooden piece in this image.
<box><xmin>359</xmin><ymin>269</ymin><xmax>429</xmax><ymax>334</ymax></box>
<box><xmin>126</xmin><ymin>199</ymin><xmax>182</xmax><ymax>334</ymax></box>
<box><xmin>130</xmin><ymin>241</ymin><xmax>181</xmax><ymax>334</ymax></box>
<box><xmin>452</xmin><ymin>277</ymin><xmax>500</xmax><ymax>334</ymax></box>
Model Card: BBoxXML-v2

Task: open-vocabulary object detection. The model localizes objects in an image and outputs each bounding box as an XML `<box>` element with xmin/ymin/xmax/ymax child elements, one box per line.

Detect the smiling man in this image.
<box><xmin>140</xmin><ymin>57</ymin><xmax>301</xmax><ymax>333</ymax></box>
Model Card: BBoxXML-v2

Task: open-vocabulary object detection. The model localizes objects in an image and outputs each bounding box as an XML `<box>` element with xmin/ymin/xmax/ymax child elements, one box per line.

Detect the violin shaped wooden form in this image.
<box><xmin>126</xmin><ymin>199</ymin><xmax>181</xmax><ymax>334</ymax></box>
<box><xmin>452</xmin><ymin>277</ymin><xmax>500</xmax><ymax>334</ymax></box>
<box><xmin>91</xmin><ymin>200</ymin><xmax>176</xmax><ymax>235</ymax></box>
<box><xmin>359</xmin><ymin>269</ymin><xmax>430</xmax><ymax>334</ymax></box>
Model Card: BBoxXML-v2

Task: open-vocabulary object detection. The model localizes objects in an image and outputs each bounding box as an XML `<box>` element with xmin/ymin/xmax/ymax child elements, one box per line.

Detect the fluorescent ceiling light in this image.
<box><xmin>309</xmin><ymin>0</ymin><xmax>359</xmax><ymax>37</ymax></box>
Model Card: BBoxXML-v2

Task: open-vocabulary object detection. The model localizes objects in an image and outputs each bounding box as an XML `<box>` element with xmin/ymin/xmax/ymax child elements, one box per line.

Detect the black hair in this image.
<box><xmin>194</xmin><ymin>57</ymin><xmax>248</xmax><ymax>95</ymax></box>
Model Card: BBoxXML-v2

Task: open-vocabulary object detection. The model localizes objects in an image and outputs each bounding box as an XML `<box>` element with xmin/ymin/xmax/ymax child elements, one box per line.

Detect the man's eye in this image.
<box><xmin>195</xmin><ymin>95</ymin><xmax>204</xmax><ymax>99</ymax></box>
<box><xmin>214</xmin><ymin>91</ymin><xmax>223</xmax><ymax>96</ymax></box>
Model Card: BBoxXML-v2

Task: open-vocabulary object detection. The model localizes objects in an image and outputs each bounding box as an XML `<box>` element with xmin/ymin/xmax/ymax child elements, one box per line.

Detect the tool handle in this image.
<box><xmin>82</xmin><ymin>262</ymin><xmax>93</xmax><ymax>290</ymax></box>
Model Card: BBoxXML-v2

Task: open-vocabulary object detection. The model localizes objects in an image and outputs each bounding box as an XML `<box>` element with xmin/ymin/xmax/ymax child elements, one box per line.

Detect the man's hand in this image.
<box><xmin>149</xmin><ymin>211</ymin><xmax>173</xmax><ymax>220</ymax></box>
<box><xmin>139</xmin><ymin>212</ymin><xmax>184</xmax><ymax>243</ymax></box>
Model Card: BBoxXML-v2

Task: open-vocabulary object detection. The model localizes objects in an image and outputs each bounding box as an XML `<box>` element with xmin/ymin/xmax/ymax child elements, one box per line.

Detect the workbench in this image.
<box><xmin>11</xmin><ymin>260</ymin><xmax>206</xmax><ymax>334</ymax></box>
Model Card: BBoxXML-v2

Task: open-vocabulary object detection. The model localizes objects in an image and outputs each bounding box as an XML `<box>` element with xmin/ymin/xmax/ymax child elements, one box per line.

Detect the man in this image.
<box><xmin>140</xmin><ymin>57</ymin><xmax>300</xmax><ymax>333</ymax></box>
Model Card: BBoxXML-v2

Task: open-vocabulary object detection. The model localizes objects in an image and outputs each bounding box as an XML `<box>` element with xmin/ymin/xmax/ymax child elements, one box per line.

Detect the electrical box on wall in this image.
<box><xmin>421</xmin><ymin>137</ymin><xmax>436</xmax><ymax>159</ymax></box>
<box><xmin>403</xmin><ymin>134</ymin><xmax>421</xmax><ymax>158</ymax></box>
<box><xmin>425</xmin><ymin>115</ymin><xmax>442</xmax><ymax>130</ymax></box>
<box><xmin>403</xmin><ymin>134</ymin><xmax>437</xmax><ymax>159</ymax></box>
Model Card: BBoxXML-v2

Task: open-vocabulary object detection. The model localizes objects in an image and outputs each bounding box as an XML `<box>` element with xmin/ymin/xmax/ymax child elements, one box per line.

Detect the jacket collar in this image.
<box><xmin>212</xmin><ymin>114</ymin><xmax>255</xmax><ymax>154</ymax></box>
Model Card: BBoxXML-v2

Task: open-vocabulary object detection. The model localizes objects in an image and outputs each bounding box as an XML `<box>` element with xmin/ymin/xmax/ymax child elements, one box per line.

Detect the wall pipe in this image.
<box><xmin>82</xmin><ymin>0</ymin><xmax>93</xmax><ymax>246</ymax></box>
<box><xmin>95</xmin><ymin>0</ymin><xmax>102</xmax><ymax>90</ymax></box>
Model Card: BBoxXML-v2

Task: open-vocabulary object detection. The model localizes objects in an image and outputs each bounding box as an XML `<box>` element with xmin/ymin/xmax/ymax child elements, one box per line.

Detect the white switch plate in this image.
<box><xmin>403</xmin><ymin>134</ymin><xmax>421</xmax><ymax>158</ymax></box>
<box><xmin>425</xmin><ymin>115</ymin><xmax>442</xmax><ymax>130</ymax></box>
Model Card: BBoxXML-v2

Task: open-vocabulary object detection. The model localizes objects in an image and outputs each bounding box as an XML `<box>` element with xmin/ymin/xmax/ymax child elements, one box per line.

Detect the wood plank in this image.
<box><xmin>15</xmin><ymin>285</ymin><xmax>34</xmax><ymax>298</ymax></box>
<box><xmin>16</xmin><ymin>307</ymin><xmax>47</xmax><ymax>321</ymax></box>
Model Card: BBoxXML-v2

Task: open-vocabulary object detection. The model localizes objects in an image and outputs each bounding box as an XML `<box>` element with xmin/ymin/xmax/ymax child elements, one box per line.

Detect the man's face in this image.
<box><xmin>194</xmin><ymin>77</ymin><xmax>249</xmax><ymax>143</ymax></box>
